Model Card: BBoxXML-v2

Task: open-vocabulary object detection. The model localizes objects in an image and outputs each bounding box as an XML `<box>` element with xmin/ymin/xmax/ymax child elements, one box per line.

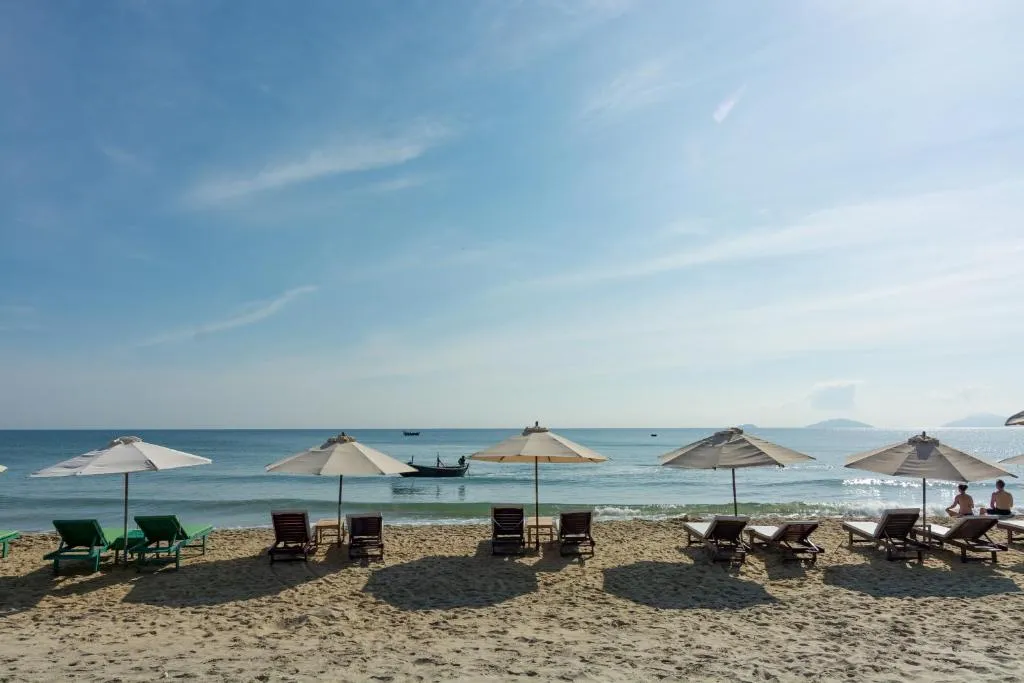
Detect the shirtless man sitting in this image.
<box><xmin>945</xmin><ymin>484</ymin><xmax>974</xmax><ymax>517</ymax></box>
<box><xmin>985</xmin><ymin>479</ymin><xmax>1014</xmax><ymax>516</ymax></box>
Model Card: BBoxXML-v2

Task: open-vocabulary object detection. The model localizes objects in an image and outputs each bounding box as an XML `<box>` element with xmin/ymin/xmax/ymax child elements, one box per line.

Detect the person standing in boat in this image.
<box><xmin>458</xmin><ymin>455</ymin><xmax>466</xmax><ymax>467</ymax></box>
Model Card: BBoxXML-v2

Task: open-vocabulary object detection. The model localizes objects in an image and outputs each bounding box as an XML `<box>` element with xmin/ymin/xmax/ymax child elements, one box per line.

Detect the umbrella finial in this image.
<box><xmin>321</xmin><ymin>432</ymin><xmax>356</xmax><ymax>447</ymax></box>
<box><xmin>523</xmin><ymin>421</ymin><xmax>549</xmax><ymax>435</ymax></box>
<box><xmin>108</xmin><ymin>435</ymin><xmax>142</xmax><ymax>448</ymax></box>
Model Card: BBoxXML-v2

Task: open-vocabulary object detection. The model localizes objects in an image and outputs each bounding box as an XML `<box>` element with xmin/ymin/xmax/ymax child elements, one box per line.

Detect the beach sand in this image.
<box><xmin>2</xmin><ymin>518</ymin><xmax>1023</xmax><ymax>682</ymax></box>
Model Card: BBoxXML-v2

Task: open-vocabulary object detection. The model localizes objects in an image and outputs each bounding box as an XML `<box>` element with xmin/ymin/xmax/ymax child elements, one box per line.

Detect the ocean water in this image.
<box><xmin>1</xmin><ymin>428</ymin><xmax>1023</xmax><ymax>531</ymax></box>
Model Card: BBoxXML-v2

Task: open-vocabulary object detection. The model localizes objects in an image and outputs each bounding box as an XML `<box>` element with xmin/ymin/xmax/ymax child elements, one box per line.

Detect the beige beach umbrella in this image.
<box><xmin>999</xmin><ymin>453</ymin><xmax>1024</xmax><ymax>466</ymax></box>
<box><xmin>265</xmin><ymin>433</ymin><xmax>415</xmax><ymax>546</ymax></box>
<box><xmin>1006</xmin><ymin>409</ymin><xmax>1024</xmax><ymax>426</ymax></box>
<box><xmin>31</xmin><ymin>436</ymin><xmax>212</xmax><ymax>564</ymax></box>
<box><xmin>845</xmin><ymin>432</ymin><xmax>1015</xmax><ymax>528</ymax></box>
<box><xmin>659</xmin><ymin>427</ymin><xmax>814</xmax><ymax>516</ymax></box>
<box><xmin>469</xmin><ymin>422</ymin><xmax>608</xmax><ymax>550</ymax></box>
<box><xmin>0</xmin><ymin>465</ymin><xmax>6</xmax><ymax>474</ymax></box>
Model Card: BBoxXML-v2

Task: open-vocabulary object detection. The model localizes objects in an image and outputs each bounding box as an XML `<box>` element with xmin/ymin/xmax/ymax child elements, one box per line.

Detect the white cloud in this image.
<box><xmin>138</xmin><ymin>286</ymin><xmax>318</xmax><ymax>347</ymax></box>
<box><xmin>808</xmin><ymin>380</ymin><xmax>861</xmax><ymax>411</ymax></box>
<box><xmin>580</xmin><ymin>59</ymin><xmax>689</xmax><ymax>120</ymax></box>
<box><xmin>712</xmin><ymin>85</ymin><xmax>745</xmax><ymax>123</ymax></box>
<box><xmin>185</xmin><ymin>125</ymin><xmax>450</xmax><ymax>207</ymax></box>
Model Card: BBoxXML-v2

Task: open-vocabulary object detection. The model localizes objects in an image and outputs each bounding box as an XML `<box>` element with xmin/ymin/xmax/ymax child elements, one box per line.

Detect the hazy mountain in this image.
<box><xmin>941</xmin><ymin>413</ymin><xmax>1008</xmax><ymax>428</ymax></box>
<box><xmin>806</xmin><ymin>418</ymin><xmax>874</xmax><ymax>429</ymax></box>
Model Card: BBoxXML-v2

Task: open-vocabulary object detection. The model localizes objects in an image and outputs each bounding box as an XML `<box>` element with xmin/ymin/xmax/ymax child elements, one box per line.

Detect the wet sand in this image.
<box><xmin>1</xmin><ymin>518</ymin><xmax>1023</xmax><ymax>682</ymax></box>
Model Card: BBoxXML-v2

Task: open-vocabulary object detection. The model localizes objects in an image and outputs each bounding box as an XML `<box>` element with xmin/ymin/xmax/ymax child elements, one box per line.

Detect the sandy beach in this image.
<box><xmin>2</xmin><ymin>518</ymin><xmax>1023</xmax><ymax>682</ymax></box>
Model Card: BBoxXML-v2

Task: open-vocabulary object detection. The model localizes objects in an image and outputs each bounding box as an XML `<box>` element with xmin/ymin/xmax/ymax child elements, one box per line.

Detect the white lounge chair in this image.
<box><xmin>841</xmin><ymin>508</ymin><xmax>926</xmax><ymax>562</ymax></box>
<box><xmin>911</xmin><ymin>516</ymin><xmax>1005</xmax><ymax>563</ymax></box>
<box><xmin>683</xmin><ymin>515</ymin><xmax>749</xmax><ymax>565</ymax></box>
<box><xmin>997</xmin><ymin>518</ymin><xmax>1024</xmax><ymax>546</ymax></box>
<box><xmin>744</xmin><ymin>521</ymin><xmax>822</xmax><ymax>564</ymax></box>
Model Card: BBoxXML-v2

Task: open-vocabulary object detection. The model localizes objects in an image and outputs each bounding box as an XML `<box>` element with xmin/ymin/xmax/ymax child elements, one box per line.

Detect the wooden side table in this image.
<box><xmin>526</xmin><ymin>516</ymin><xmax>557</xmax><ymax>545</ymax></box>
<box><xmin>314</xmin><ymin>518</ymin><xmax>344</xmax><ymax>546</ymax></box>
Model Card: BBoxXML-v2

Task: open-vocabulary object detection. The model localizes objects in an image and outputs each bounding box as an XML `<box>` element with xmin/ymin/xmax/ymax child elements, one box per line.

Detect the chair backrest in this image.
<box><xmin>271</xmin><ymin>510</ymin><xmax>311</xmax><ymax>544</ymax></box>
<box><xmin>774</xmin><ymin>521</ymin><xmax>819</xmax><ymax>543</ymax></box>
<box><xmin>492</xmin><ymin>506</ymin><xmax>525</xmax><ymax>534</ymax></box>
<box><xmin>945</xmin><ymin>516</ymin><xmax>999</xmax><ymax>540</ymax></box>
<box><xmin>559</xmin><ymin>511</ymin><xmax>593</xmax><ymax>536</ymax></box>
<box><xmin>706</xmin><ymin>515</ymin><xmax>749</xmax><ymax>541</ymax></box>
<box><xmin>135</xmin><ymin>515</ymin><xmax>186</xmax><ymax>543</ymax></box>
<box><xmin>878</xmin><ymin>508</ymin><xmax>920</xmax><ymax>539</ymax></box>
<box><xmin>53</xmin><ymin>519</ymin><xmax>108</xmax><ymax>548</ymax></box>
<box><xmin>349</xmin><ymin>514</ymin><xmax>383</xmax><ymax>539</ymax></box>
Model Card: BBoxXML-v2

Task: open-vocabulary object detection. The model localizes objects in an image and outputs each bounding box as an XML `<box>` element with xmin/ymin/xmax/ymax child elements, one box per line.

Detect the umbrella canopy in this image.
<box><xmin>999</xmin><ymin>453</ymin><xmax>1024</xmax><ymax>466</ymax></box>
<box><xmin>1006</xmin><ymin>409</ymin><xmax>1024</xmax><ymax>427</ymax></box>
<box><xmin>0</xmin><ymin>465</ymin><xmax>6</xmax><ymax>474</ymax></box>
<box><xmin>265</xmin><ymin>433</ymin><xmax>415</xmax><ymax>545</ymax></box>
<box><xmin>470</xmin><ymin>422</ymin><xmax>607</xmax><ymax>549</ymax></box>
<box><xmin>31</xmin><ymin>436</ymin><xmax>211</xmax><ymax>563</ymax></box>
<box><xmin>659</xmin><ymin>427</ymin><xmax>814</xmax><ymax>515</ymax></box>
<box><xmin>845</xmin><ymin>431</ymin><xmax>1014</xmax><ymax>527</ymax></box>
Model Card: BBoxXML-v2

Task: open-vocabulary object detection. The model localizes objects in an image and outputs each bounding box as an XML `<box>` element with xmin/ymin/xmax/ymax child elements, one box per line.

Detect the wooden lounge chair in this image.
<box><xmin>912</xmin><ymin>517</ymin><xmax>1006</xmax><ymax>563</ymax></box>
<box><xmin>0</xmin><ymin>530</ymin><xmax>17</xmax><ymax>559</ymax></box>
<box><xmin>491</xmin><ymin>506</ymin><xmax>526</xmax><ymax>556</ymax></box>
<box><xmin>842</xmin><ymin>508</ymin><xmax>926</xmax><ymax>562</ymax></box>
<box><xmin>558</xmin><ymin>511</ymin><xmax>595</xmax><ymax>557</ymax></box>
<box><xmin>683</xmin><ymin>515</ymin><xmax>749</xmax><ymax>565</ymax></box>
<box><xmin>997</xmin><ymin>518</ymin><xmax>1024</xmax><ymax>545</ymax></box>
<box><xmin>744</xmin><ymin>521</ymin><xmax>823</xmax><ymax>564</ymax></box>
<box><xmin>133</xmin><ymin>515</ymin><xmax>214</xmax><ymax>570</ymax></box>
<box><xmin>347</xmin><ymin>513</ymin><xmax>384</xmax><ymax>561</ymax></box>
<box><xmin>43</xmin><ymin>520</ymin><xmax>138</xmax><ymax>574</ymax></box>
<box><xmin>269</xmin><ymin>510</ymin><xmax>316</xmax><ymax>563</ymax></box>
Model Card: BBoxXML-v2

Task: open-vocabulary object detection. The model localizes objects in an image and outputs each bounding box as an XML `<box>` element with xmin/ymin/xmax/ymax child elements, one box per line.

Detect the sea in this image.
<box><xmin>2</xmin><ymin>428</ymin><xmax>1023</xmax><ymax>532</ymax></box>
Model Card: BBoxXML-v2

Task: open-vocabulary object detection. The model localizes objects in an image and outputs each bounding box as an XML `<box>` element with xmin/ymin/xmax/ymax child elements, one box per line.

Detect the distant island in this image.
<box><xmin>941</xmin><ymin>413</ymin><xmax>1008</xmax><ymax>428</ymax></box>
<box><xmin>806</xmin><ymin>418</ymin><xmax>874</xmax><ymax>429</ymax></box>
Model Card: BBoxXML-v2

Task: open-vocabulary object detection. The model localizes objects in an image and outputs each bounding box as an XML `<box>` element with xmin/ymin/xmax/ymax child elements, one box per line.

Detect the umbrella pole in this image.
<box><xmin>337</xmin><ymin>475</ymin><xmax>344</xmax><ymax>547</ymax></box>
<box><xmin>732</xmin><ymin>469</ymin><xmax>738</xmax><ymax>516</ymax></box>
<box><xmin>534</xmin><ymin>458</ymin><xmax>540</xmax><ymax>551</ymax></box>
<box><xmin>922</xmin><ymin>477</ymin><xmax>927</xmax><ymax>530</ymax></box>
<box><xmin>122</xmin><ymin>472</ymin><xmax>129</xmax><ymax>566</ymax></box>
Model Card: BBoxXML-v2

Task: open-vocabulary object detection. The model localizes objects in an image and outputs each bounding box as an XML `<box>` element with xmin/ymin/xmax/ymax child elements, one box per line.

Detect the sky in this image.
<box><xmin>2</xmin><ymin>0</ymin><xmax>1024</xmax><ymax>429</ymax></box>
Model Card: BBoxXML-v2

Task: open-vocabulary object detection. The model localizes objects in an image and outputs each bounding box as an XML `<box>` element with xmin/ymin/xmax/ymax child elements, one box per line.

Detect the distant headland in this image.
<box><xmin>805</xmin><ymin>418</ymin><xmax>874</xmax><ymax>429</ymax></box>
<box><xmin>940</xmin><ymin>413</ymin><xmax>1009</xmax><ymax>428</ymax></box>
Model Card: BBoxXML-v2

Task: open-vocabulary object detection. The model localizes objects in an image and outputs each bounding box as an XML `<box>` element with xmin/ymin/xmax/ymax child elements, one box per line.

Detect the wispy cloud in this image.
<box><xmin>580</xmin><ymin>59</ymin><xmax>689</xmax><ymax>121</ymax></box>
<box><xmin>97</xmin><ymin>142</ymin><xmax>147</xmax><ymax>170</ymax></box>
<box><xmin>808</xmin><ymin>380</ymin><xmax>862</xmax><ymax>411</ymax></box>
<box><xmin>712</xmin><ymin>85</ymin><xmax>745</xmax><ymax>123</ymax></box>
<box><xmin>138</xmin><ymin>286</ymin><xmax>318</xmax><ymax>347</ymax></box>
<box><xmin>184</xmin><ymin>124</ymin><xmax>450</xmax><ymax>207</ymax></box>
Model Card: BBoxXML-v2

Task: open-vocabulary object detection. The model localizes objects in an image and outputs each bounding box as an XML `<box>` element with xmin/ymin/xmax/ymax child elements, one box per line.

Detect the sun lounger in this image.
<box><xmin>0</xmin><ymin>530</ymin><xmax>18</xmax><ymax>559</ymax></box>
<box><xmin>842</xmin><ymin>508</ymin><xmax>926</xmax><ymax>562</ymax></box>
<box><xmin>997</xmin><ymin>519</ymin><xmax>1024</xmax><ymax>545</ymax></box>
<box><xmin>133</xmin><ymin>515</ymin><xmax>213</xmax><ymax>570</ymax></box>
<box><xmin>43</xmin><ymin>519</ymin><xmax>139</xmax><ymax>574</ymax></box>
<box><xmin>744</xmin><ymin>521</ymin><xmax>823</xmax><ymax>564</ymax></box>
<box><xmin>684</xmin><ymin>515</ymin><xmax>749</xmax><ymax>564</ymax></box>
<box><xmin>491</xmin><ymin>506</ymin><xmax>526</xmax><ymax>556</ymax></box>
<box><xmin>911</xmin><ymin>517</ymin><xmax>1006</xmax><ymax>563</ymax></box>
<box><xmin>269</xmin><ymin>510</ymin><xmax>316</xmax><ymax>563</ymax></box>
<box><xmin>347</xmin><ymin>513</ymin><xmax>384</xmax><ymax>561</ymax></box>
<box><xmin>558</xmin><ymin>511</ymin><xmax>595</xmax><ymax>557</ymax></box>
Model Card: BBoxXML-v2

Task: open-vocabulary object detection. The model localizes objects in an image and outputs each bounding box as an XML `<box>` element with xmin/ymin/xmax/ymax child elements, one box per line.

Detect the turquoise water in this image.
<box><xmin>1</xmin><ymin>428</ymin><xmax>1023</xmax><ymax>531</ymax></box>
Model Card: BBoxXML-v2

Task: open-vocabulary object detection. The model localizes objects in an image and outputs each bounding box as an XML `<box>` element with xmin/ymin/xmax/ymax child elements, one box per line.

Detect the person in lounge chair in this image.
<box><xmin>946</xmin><ymin>484</ymin><xmax>974</xmax><ymax>517</ymax></box>
<box><xmin>984</xmin><ymin>480</ymin><xmax>1014</xmax><ymax>516</ymax></box>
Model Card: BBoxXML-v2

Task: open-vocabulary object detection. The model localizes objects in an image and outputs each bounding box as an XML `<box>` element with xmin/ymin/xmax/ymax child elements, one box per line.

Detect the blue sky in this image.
<box><xmin>2</xmin><ymin>0</ymin><xmax>1023</xmax><ymax>428</ymax></box>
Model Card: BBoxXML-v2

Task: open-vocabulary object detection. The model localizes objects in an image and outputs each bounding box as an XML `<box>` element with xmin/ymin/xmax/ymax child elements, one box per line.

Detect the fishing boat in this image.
<box><xmin>400</xmin><ymin>455</ymin><xmax>469</xmax><ymax>478</ymax></box>
<box><xmin>403</xmin><ymin>431</ymin><xmax>421</xmax><ymax>436</ymax></box>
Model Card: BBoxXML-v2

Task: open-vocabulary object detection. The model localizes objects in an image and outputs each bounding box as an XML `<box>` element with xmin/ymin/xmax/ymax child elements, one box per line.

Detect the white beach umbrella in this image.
<box><xmin>469</xmin><ymin>422</ymin><xmax>608</xmax><ymax>549</ymax></box>
<box><xmin>1006</xmin><ymin>409</ymin><xmax>1024</xmax><ymax>427</ymax></box>
<box><xmin>845</xmin><ymin>432</ymin><xmax>1015</xmax><ymax>528</ymax></box>
<box><xmin>265</xmin><ymin>432</ymin><xmax>415</xmax><ymax>546</ymax></box>
<box><xmin>0</xmin><ymin>465</ymin><xmax>6</xmax><ymax>474</ymax></box>
<box><xmin>31</xmin><ymin>436</ymin><xmax>212</xmax><ymax>562</ymax></box>
<box><xmin>999</xmin><ymin>453</ymin><xmax>1024</xmax><ymax>466</ymax></box>
<box><xmin>659</xmin><ymin>427</ymin><xmax>814</xmax><ymax>516</ymax></box>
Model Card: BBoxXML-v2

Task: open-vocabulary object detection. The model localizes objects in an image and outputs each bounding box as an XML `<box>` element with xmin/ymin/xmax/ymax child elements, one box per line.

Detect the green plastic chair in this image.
<box><xmin>0</xmin><ymin>530</ymin><xmax>18</xmax><ymax>559</ymax></box>
<box><xmin>133</xmin><ymin>516</ymin><xmax>213</xmax><ymax>570</ymax></box>
<box><xmin>43</xmin><ymin>520</ymin><xmax>141</xmax><ymax>574</ymax></box>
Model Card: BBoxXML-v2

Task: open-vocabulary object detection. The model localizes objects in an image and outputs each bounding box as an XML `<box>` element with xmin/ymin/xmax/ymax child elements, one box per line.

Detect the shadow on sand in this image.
<box><xmin>603</xmin><ymin>561</ymin><xmax>776</xmax><ymax>609</ymax></box>
<box><xmin>363</xmin><ymin>554</ymin><xmax>538</xmax><ymax>610</ymax></box>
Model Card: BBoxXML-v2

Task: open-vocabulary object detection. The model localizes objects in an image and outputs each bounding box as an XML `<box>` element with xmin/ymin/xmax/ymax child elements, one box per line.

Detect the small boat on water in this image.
<box><xmin>400</xmin><ymin>455</ymin><xmax>469</xmax><ymax>478</ymax></box>
<box><xmin>403</xmin><ymin>431</ymin><xmax>421</xmax><ymax>436</ymax></box>
<box><xmin>651</xmin><ymin>433</ymin><xmax>658</xmax><ymax>437</ymax></box>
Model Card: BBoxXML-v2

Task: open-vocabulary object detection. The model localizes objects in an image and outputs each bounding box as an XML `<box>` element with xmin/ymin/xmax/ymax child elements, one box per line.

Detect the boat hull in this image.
<box><xmin>400</xmin><ymin>463</ymin><xmax>468</xmax><ymax>478</ymax></box>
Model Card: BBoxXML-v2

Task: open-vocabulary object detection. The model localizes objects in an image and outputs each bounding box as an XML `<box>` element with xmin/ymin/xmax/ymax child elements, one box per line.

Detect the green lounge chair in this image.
<box><xmin>133</xmin><ymin>516</ymin><xmax>213</xmax><ymax>570</ymax></box>
<box><xmin>43</xmin><ymin>520</ymin><xmax>141</xmax><ymax>574</ymax></box>
<box><xmin>1</xmin><ymin>530</ymin><xmax>18</xmax><ymax>559</ymax></box>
